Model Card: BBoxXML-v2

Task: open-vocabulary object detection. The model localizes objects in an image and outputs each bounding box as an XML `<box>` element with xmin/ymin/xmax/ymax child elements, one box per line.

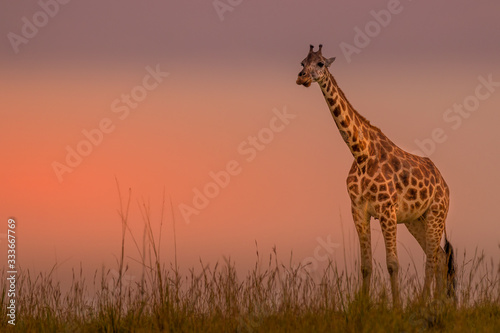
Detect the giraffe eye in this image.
<box><xmin>318</xmin><ymin>62</ymin><xmax>324</xmax><ymax>67</ymax></box>
<box><xmin>300</xmin><ymin>62</ymin><xmax>305</xmax><ymax>67</ymax></box>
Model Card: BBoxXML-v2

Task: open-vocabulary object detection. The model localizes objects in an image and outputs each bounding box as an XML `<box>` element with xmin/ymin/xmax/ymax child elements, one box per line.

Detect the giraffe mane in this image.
<box><xmin>329</xmin><ymin>72</ymin><xmax>382</xmax><ymax>134</ymax></box>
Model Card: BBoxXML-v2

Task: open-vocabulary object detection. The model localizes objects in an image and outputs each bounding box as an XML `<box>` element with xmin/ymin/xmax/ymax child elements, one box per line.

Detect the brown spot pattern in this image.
<box><xmin>308</xmin><ymin>70</ymin><xmax>450</xmax><ymax>305</ymax></box>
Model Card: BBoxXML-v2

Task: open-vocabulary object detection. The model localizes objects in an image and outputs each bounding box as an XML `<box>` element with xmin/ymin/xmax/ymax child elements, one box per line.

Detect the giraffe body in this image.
<box><xmin>297</xmin><ymin>45</ymin><xmax>455</xmax><ymax>306</ymax></box>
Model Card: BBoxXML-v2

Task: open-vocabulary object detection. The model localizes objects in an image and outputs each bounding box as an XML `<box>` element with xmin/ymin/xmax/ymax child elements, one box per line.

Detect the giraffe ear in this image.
<box><xmin>325</xmin><ymin>57</ymin><xmax>336</xmax><ymax>67</ymax></box>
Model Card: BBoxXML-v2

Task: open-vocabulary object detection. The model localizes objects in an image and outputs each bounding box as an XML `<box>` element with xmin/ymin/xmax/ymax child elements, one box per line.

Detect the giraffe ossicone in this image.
<box><xmin>297</xmin><ymin>44</ymin><xmax>456</xmax><ymax>307</ymax></box>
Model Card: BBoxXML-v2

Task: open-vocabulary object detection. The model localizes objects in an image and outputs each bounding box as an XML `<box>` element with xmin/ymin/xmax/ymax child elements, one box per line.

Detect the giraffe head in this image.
<box><xmin>296</xmin><ymin>44</ymin><xmax>336</xmax><ymax>87</ymax></box>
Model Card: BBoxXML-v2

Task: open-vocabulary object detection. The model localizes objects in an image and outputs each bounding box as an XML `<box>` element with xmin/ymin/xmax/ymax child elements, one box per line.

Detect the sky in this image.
<box><xmin>1</xmin><ymin>0</ymin><xmax>500</xmax><ymax>287</ymax></box>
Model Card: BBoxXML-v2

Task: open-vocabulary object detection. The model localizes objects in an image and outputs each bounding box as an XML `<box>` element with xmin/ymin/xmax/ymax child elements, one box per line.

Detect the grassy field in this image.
<box><xmin>2</xmin><ymin>189</ymin><xmax>499</xmax><ymax>332</ymax></box>
<box><xmin>1</xmin><ymin>248</ymin><xmax>499</xmax><ymax>332</ymax></box>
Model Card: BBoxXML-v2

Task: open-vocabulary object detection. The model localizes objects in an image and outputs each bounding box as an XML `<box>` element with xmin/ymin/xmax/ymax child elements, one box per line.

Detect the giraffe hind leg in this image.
<box><xmin>415</xmin><ymin>209</ymin><xmax>447</xmax><ymax>300</ymax></box>
<box><xmin>405</xmin><ymin>218</ymin><xmax>433</xmax><ymax>299</ymax></box>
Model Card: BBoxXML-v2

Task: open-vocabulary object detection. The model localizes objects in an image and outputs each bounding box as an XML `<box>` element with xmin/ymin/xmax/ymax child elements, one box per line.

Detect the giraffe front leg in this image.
<box><xmin>352</xmin><ymin>206</ymin><xmax>372</xmax><ymax>298</ymax></box>
<box><xmin>380</xmin><ymin>209</ymin><xmax>401</xmax><ymax>308</ymax></box>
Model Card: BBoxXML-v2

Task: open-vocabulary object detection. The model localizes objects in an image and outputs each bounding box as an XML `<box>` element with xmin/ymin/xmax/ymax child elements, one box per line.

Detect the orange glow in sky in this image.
<box><xmin>2</xmin><ymin>1</ymin><xmax>500</xmax><ymax>285</ymax></box>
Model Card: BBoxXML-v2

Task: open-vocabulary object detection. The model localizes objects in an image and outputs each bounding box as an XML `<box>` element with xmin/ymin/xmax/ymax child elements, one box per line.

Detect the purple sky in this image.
<box><xmin>2</xmin><ymin>0</ymin><xmax>499</xmax><ymax>64</ymax></box>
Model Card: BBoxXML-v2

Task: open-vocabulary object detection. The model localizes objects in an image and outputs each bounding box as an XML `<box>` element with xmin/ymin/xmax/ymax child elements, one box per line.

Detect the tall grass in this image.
<box><xmin>1</xmin><ymin>187</ymin><xmax>499</xmax><ymax>332</ymax></box>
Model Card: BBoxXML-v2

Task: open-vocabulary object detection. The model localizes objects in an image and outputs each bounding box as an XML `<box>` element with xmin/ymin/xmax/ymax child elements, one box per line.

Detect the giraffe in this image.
<box><xmin>296</xmin><ymin>45</ymin><xmax>455</xmax><ymax>307</ymax></box>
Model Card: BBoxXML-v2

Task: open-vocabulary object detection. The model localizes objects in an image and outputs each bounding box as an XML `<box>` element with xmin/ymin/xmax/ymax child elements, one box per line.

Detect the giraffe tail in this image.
<box><xmin>444</xmin><ymin>234</ymin><xmax>457</xmax><ymax>300</ymax></box>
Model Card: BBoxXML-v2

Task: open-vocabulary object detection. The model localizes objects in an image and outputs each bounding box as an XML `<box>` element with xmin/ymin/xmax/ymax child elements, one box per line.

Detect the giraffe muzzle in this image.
<box><xmin>296</xmin><ymin>72</ymin><xmax>312</xmax><ymax>87</ymax></box>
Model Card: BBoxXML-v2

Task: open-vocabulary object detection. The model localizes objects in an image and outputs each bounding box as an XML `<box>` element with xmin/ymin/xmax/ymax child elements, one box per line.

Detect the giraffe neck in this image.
<box><xmin>318</xmin><ymin>71</ymin><xmax>378</xmax><ymax>170</ymax></box>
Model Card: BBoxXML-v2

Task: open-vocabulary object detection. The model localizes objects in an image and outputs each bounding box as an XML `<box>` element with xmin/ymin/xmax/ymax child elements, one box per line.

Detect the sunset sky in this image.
<box><xmin>2</xmin><ymin>1</ymin><xmax>500</xmax><ymax>286</ymax></box>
